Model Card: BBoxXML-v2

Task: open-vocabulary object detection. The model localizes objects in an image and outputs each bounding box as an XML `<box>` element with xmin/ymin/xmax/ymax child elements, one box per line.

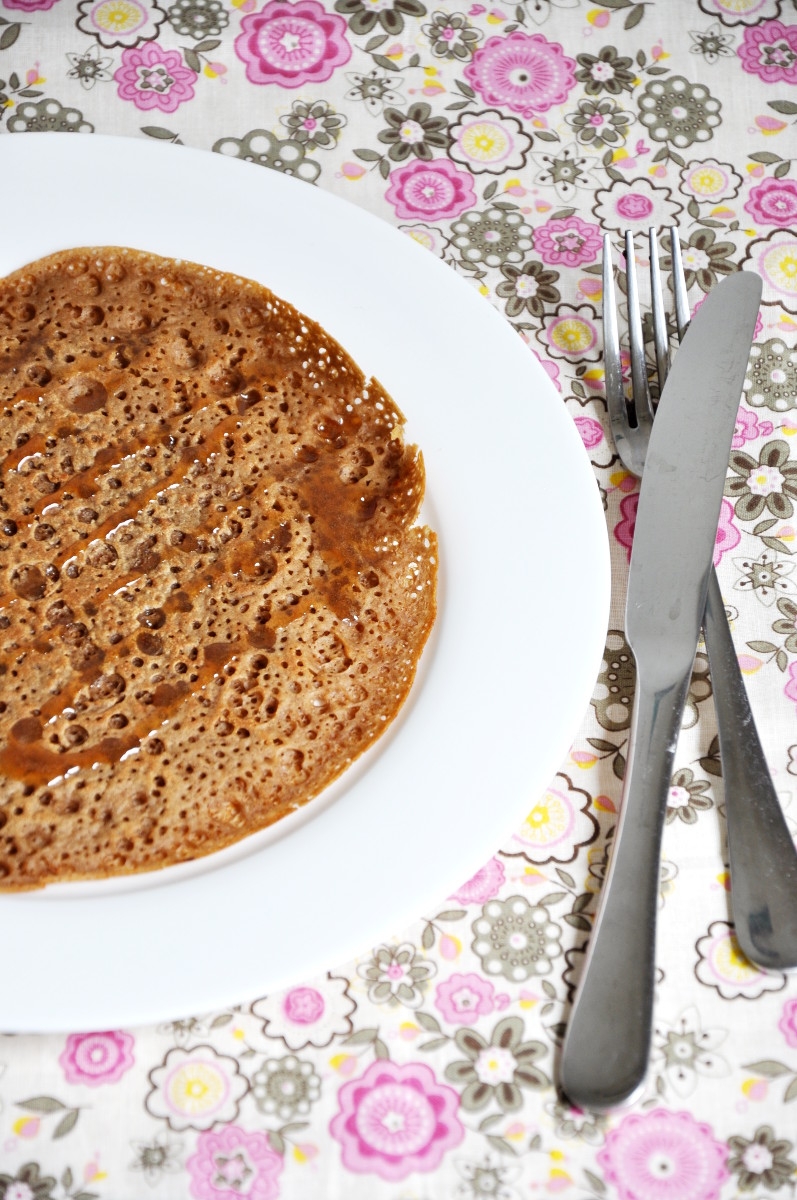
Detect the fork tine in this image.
<box><xmin>624</xmin><ymin>231</ymin><xmax>654</xmax><ymax>435</ymax></box>
<box><xmin>670</xmin><ymin>227</ymin><xmax>690</xmax><ymax>339</ymax></box>
<box><xmin>602</xmin><ymin>234</ymin><xmax>627</xmax><ymax>446</ymax></box>
<box><xmin>648</xmin><ymin>228</ymin><xmax>669</xmax><ymax>393</ymax></box>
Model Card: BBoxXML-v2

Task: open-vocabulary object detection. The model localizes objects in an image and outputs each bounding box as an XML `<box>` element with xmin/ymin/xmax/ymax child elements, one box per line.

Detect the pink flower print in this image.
<box><xmin>738</xmin><ymin>21</ymin><xmax>797</xmax><ymax>84</ymax></box>
<box><xmin>615</xmin><ymin>494</ymin><xmax>738</xmax><ymax>567</ymax></box>
<box><xmin>574</xmin><ymin>416</ymin><xmax>604</xmax><ymax>451</ymax></box>
<box><xmin>435</xmin><ymin>973</ymin><xmax>498</xmax><ymax>1025</ymax></box>
<box><xmin>733</xmin><ymin>407</ymin><xmax>774</xmax><ymax>448</ymax></box>
<box><xmin>533</xmin><ymin>216</ymin><xmax>602</xmax><ymax>268</ymax></box>
<box><xmin>745</xmin><ymin>177</ymin><xmax>797</xmax><ymax>228</ymax></box>
<box><xmin>463</xmin><ymin>32</ymin><xmax>575</xmax><ymax>119</ymax></box>
<box><xmin>597</xmin><ymin>1108</ymin><xmax>729</xmax><ymax>1200</ymax></box>
<box><xmin>385</xmin><ymin>159</ymin><xmax>475</xmax><ymax>221</ymax></box>
<box><xmin>187</xmin><ymin>1125</ymin><xmax>283</xmax><ymax>1200</ymax></box>
<box><xmin>3</xmin><ymin>0</ymin><xmax>60</xmax><ymax>9</ymax></box>
<box><xmin>449</xmin><ymin>856</ymin><xmax>505</xmax><ymax>905</ymax></box>
<box><xmin>330</xmin><ymin>1060</ymin><xmax>464</xmax><ymax>1180</ymax></box>
<box><xmin>714</xmin><ymin>499</ymin><xmax>741</xmax><ymax>566</ymax></box>
<box><xmin>531</xmin><ymin>350</ymin><xmax>561</xmax><ymax>391</ymax></box>
<box><xmin>236</xmin><ymin>0</ymin><xmax>351</xmax><ymax>88</ymax></box>
<box><xmin>59</xmin><ymin>1030</ymin><xmax>134</xmax><ymax>1086</ymax></box>
<box><xmin>786</xmin><ymin>662</ymin><xmax>797</xmax><ymax>712</ymax></box>
<box><xmin>115</xmin><ymin>43</ymin><xmax>196</xmax><ymax>112</ymax></box>
<box><xmin>779</xmin><ymin>996</ymin><xmax>797</xmax><ymax>1048</ymax></box>
<box><xmin>614</xmin><ymin>491</ymin><xmax>637</xmax><ymax>563</ymax></box>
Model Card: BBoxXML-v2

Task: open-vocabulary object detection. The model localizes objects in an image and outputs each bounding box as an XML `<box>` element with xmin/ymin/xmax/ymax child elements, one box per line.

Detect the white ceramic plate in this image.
<box><xmin>0</xmin><ymin>134</ymin><xmax>609</xmax><ymax>1032</ymax></box>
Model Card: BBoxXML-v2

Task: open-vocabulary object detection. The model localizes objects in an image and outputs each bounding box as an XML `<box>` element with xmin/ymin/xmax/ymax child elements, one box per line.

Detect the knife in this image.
<box><xmin>559</xmin><ymin>269</ymin><xmax>763</xmax><ymax>1112</ymax></box>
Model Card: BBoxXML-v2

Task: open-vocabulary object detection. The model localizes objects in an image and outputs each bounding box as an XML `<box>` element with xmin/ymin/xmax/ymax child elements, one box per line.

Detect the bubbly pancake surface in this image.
<box><xmin>0</xmin><ymin>247</ymin><xmax>437</xmax><ymax>889</ymax></box>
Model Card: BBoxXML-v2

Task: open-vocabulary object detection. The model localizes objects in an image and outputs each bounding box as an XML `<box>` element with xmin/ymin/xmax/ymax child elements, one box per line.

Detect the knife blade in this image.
<box><xmin>560</xmin><ymin>269</ymin><xmax>762</xmax><ymax>1112</ymax></box>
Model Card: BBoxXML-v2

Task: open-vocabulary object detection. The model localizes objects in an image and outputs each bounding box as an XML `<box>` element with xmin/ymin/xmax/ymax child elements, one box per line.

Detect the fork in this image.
<box><xmin>603</xmin><ymin>228</ymin><xmax>797</xmax><ymax>977</ymax></box>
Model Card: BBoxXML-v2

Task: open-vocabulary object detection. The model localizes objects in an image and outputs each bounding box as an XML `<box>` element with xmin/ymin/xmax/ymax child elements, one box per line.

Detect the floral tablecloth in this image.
<box><xmin>3</xmin><ymin>0</ymin><xmax>797</xmax><ymax>1195</ymax></box>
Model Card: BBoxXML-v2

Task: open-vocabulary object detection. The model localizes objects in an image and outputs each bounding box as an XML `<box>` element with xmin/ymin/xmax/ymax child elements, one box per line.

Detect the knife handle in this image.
<box><xmin>704</xmin><ymin>567</ymin><xmax>797</xmax><ymax>971</ymax></box>
<box><xmin>559</xmin><ymin>668</ymin><xmax>688</xmax><ymax>1112</ymax></box>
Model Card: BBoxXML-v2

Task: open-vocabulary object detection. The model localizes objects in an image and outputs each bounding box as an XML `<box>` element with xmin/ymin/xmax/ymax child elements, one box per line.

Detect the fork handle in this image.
<box><xmin>704</xmin><ymin>566</ymin><xmax>797</xmax><ymax>971</ymax></box>
<box><xmin>559</xmin><ymin>667</ymin><xmax>689</xmax><ymax>1112</ymax></box>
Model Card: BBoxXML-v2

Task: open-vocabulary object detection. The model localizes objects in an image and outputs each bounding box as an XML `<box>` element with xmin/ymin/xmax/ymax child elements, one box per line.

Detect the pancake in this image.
<box><xmin>0</xmin><ymin>247</ymin><xmax>437</xmax><ymax>889</ymax></box>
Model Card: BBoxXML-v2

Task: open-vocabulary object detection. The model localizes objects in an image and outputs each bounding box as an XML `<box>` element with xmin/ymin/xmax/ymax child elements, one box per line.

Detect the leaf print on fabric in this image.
<box><xmin>236</xmin><ymin>0</ymin><xmax>351</xmax><ymax>88</ymax></box>
<box><xmin>472</xmin><ymin>895</ymin><xmax>563</xmax><ymax>981</ymax></box>
<box><xmin>727</xmin><ymin>1125</ymin><xmax>797</xmax><ymax>1193</ymax></box>
<box><xmin>592</xmin><ymin>629</ymin><xmax>634</xmax><ymax>732</ymax></box>
<box><xmin>743</xmin><ymin>229</ymin><xmax>797</xmax><ymax>313</ymax></box>
<box><xmin>145</xmin><ymin>1044</ymin><xmax>249</xmax><ymax>1131</ymax></box>
<box><xmin>213</xmin><ymin>128</ymin><xmax>321</xmax><ymax>181</ymax></box>
<box><xmin>252</xmin><ymin>975</ymin><xmax>355</xmax><ymax>1049</ymax></box>
<box><xmin>357</xmin><ymin>941</ymin><xmax>437</xmax><ymax>1008</ymax></box>
<box><xmin>596</xmin><ymin>1108</ymin><xmax>729</xmax><ymax>1200</ymax></box>
<box><xmin>444</xmin><ymin>1016</ymin><xmax>549</xmax><ymax>1110</ymax></box>
<box><xmin>330</xmin><ymin>1059</ymin><xmax>464</xmax><ymax>1180</ymax></box>
<box><xmin>463</xmin><ymin>31</ymin><xmax>575</xmax><ymax>118</ymax></box>
<box><xmin>448</xmin><ymin>108</ymin><xmax>532</xmax><ymax>175</ymax></box>
<box><xmin>725</xmin><ymin>439</ymin><xmax>797</xmax><ymax>522</ymax></box>
<box><xmin>186</xmin><ymin>1125</ymin><xmax>283</xmax><ymax>1200</ymax></box>
<box><xmin>773</xmin><ymin>596</ymin><xmax>797</xmax><ymax>654</ymax></box>
<box><xmin>76</xmin><ymin>0</ymin><xmax>166</xmax><ymax>47</ymax></box>
<box><xmin>637</xmin><ymin>75</ymin><xmax>722</xmax><ymax>148</ymax></box>
<box><xmin>695</xmin><ymin>920</ymin><xmax>787</xmax><ymax>1000</ymax></box>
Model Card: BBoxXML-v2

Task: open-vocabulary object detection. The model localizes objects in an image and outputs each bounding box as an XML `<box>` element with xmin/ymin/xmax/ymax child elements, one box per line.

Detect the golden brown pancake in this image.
<box><xmin>0</xmin><ymin>247</ymin><xmax>437</xmax><ymax>889</ymax></box>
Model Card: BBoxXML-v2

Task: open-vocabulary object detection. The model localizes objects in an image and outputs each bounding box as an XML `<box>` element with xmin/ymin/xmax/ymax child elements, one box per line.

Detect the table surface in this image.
<box><xmin>2</xmin><ymin>0</ymin><xmax>797</xmax><ymax>1196</ymax></box>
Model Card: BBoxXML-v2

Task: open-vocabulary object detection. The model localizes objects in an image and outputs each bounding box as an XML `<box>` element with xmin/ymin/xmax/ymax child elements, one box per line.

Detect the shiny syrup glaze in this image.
<box><xmin>0</xmin><ymin>249</ymin><xmax>434</xmax><ymax>878</ymax></box>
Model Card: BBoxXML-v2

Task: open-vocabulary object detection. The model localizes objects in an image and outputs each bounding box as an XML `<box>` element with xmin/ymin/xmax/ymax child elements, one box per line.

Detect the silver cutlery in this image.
<box><xmin>559</xmin><ymin>252</ymin><xmax>762</xmax><ymax>1112</ymax></box>
<box><xmin>608</xmin><ymin>230</ymin><xmax>797</xmax><ymax>972</ymax></box>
